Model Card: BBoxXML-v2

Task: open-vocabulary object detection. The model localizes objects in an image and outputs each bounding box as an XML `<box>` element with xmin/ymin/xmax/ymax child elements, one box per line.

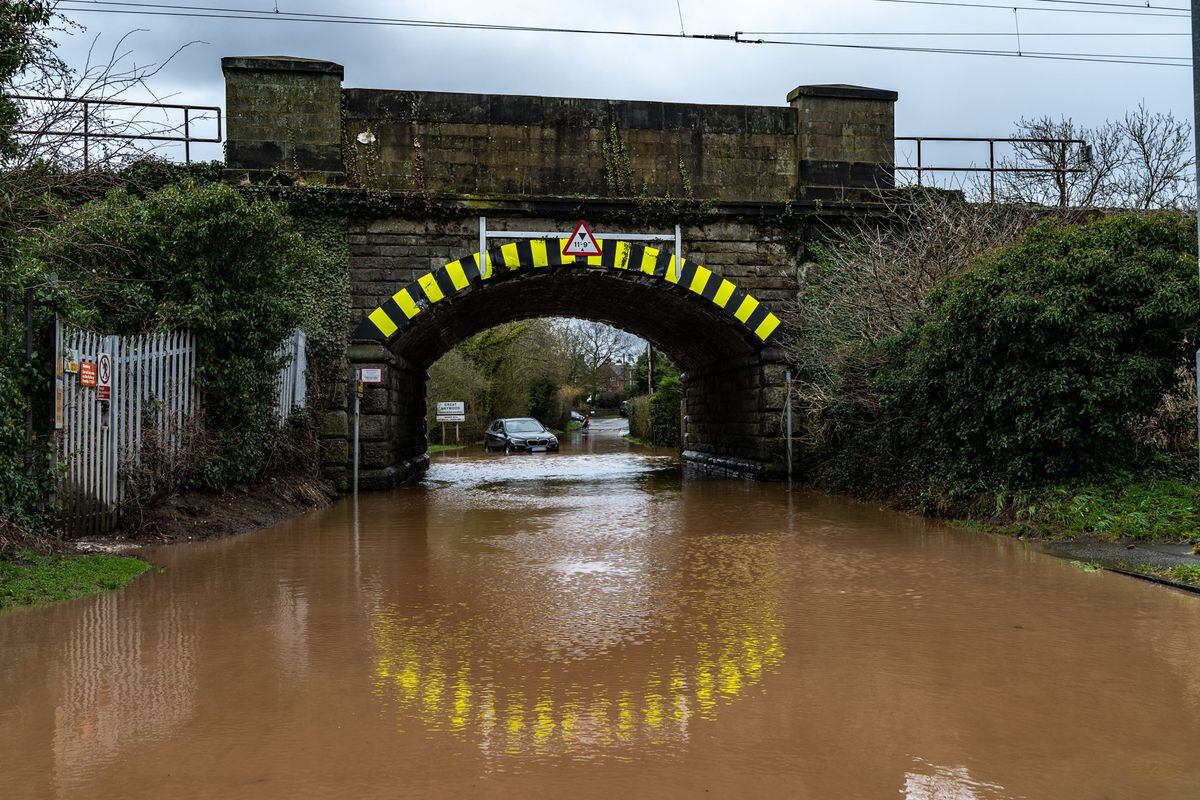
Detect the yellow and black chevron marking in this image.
<box><xmin>352</xmin><ymin>239</ymin><xmax>782</xmax><ymax>345</ymax></box>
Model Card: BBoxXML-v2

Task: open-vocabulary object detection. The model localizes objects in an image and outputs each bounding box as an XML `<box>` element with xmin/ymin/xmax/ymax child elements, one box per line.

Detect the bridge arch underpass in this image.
<box><xmin>346</xmin><ymin>239</ymin><xmax>790</xmax><ymax>488</ymax></box>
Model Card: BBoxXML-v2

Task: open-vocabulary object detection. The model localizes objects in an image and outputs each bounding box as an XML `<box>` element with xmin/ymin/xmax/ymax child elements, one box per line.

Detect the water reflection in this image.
<box><xmin>51</xmin><ymin>592</ymin><xmax>197</xmax><ymax>794</ymax></box>
<box><xmin>370</xmin><ymin>448</ymin><xmax>786</xmax><ymax>761</ymax></box>
<box><xmin>1</xmin><ymin>432</ymin><xmax>1199</xmax><ymax>798</ymax></box>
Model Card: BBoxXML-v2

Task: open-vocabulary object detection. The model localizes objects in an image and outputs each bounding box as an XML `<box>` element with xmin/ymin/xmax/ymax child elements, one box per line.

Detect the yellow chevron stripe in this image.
<box><xmin>394</xmin><ymin>288</ymin><xmax>421</xmax><ymax>318</ymax></box>
<box><xmin>734</xmin><ymin>295</ymin><xmax>760</xmax><ymax>323</ymax></box>
<box><xmin>712</xmin><ymin>279</ymin><xmax>736</xmax><ymax>308</ymax></box>
<box><xmin>501</xmin><ymin>242</ymin><xmax>522</xmax><ymax>269</ymax></box>
<box><xmin>663</xmin><ymin>254</ymin><xmax>679</xmax><ymax>284</ymax></box>
<box><xmin>368</xmin><ymin>308</ymin><xmax>398</xmax><ymax>337</ymax></box>
<box><xmin>446</xmin><ymin>261</ymin><xmax>470</xmax><ymax>291</ymax></box>
<box><xmin>639</xmin><ymin>247</ymin><xmax>659</xmax><ymax>275</ymax></box>
<box><xmin>417</xmin><ymin>273</ymin><xmax>444</xmax><ymax>303</ymax></box>
<box><xmin>755</xmin><ymin>313</ymin><xmax>781</xmax><ymax>341</ymax></box>
<box><xmin>612</xmin><ymin>241</ymin><xmax>632</xmax><ymax>269</ymax></box>
<box><xmin>357</xmin><ymin>241</ymin><xmax>782</xmax><ymax>349</ymax></box>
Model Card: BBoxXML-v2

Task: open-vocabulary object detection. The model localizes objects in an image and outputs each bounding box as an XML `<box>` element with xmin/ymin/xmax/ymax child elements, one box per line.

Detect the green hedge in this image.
<box><xmin>821</xmin><ymin>213</ymin><xmax>1200</xmax><ymax>509</ymax></box>
<box><xmin>649</xmin><ymin>376</ymin><xmax>682</xmax><ymax>447</ymax></box>
<box><xmin>34</xmin><ymin>181</ymin><xmax>331</xmax><ymax>489</ymax></box>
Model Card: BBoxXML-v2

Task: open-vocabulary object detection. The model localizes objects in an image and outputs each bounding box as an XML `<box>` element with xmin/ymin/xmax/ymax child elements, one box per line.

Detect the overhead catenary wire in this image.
<box><xmin>748</xmin><ymin>35</ymin><xmax>1189</xmax><ymax>64</ymax></box>
<box><xmin>739</xmin><ymin>30</ymin><xmax>1190</xmax><ymax>35</ymax></box>
<box><xmin>57</xmin><ymin>0</ymin><xmax>1192</xmax><ymax>67</ymax></box>
<box><xmin>871</xmin><ymin>0</ymin><xmax>1190</xmax><ymax>17</ymax></box>
<box><xmin>1025</xmin><ymin>0</ymin><xmax>1188</xmax><ymax>11</ymax></box>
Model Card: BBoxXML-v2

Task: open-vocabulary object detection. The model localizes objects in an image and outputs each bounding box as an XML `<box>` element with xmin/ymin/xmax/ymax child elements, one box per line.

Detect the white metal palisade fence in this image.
<box><xmin>274</xmin><ymin>328</ymin><xmax>307</xmax><ymax>425</ymax></box>
<box><xmin>57</xmin><ymin>324</ymin><xmax>307</xmax><ymax>535</ymax></box>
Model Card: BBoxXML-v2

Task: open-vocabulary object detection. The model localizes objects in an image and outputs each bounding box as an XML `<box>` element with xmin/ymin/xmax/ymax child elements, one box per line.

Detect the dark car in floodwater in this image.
<box><xmin>484</xmin><ymin>418</ymin><xmax>560</xmax><ymax>454</ymax></box>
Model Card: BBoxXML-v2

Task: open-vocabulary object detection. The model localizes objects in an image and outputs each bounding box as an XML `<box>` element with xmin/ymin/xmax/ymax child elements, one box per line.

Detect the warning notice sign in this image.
<box><xmin>97</xmin><ymin>352</ymin><xmax>112</xmax><ymax>401</ymax></box>
<box><xmin>563</xmin><ymin>220</ymin><xmax>602</xmax><ymax>258</ymax></box>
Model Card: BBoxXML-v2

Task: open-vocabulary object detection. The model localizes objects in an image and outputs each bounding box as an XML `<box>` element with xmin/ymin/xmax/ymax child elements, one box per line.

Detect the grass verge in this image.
<box><xmin>0</xmin><ymin>551</ymin><xmax>152</xmax><ymax>609</ymax></box>
<box><xmin>1132</xmin><ymin>563</ymin><xmax>1200</xmax><ymax>587</ymax></box>
<box><xmin>985</xmin><ymin>477</ymin><xmax>1200</xmax><ymax>544</ymax></box>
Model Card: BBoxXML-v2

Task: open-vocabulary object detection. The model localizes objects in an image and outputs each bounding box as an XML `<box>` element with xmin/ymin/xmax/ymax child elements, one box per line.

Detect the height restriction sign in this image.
<box><xmin>562</xmin><ymin>220</ymin><xmax>602</xmax><ymax>258</ymax></box>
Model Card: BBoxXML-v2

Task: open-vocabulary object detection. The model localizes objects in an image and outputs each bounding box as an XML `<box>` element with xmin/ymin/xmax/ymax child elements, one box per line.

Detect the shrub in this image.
<box><xmin>649</xmin><ymin>376</ymin><xmax>682</xmax><ymax>447</ymax></box>
<box><xmin>857</xmin><ymin>213</ymin><xmax>1200</xmax><ymax>504</ymax></box>
<box><xmin>627</xmin><ymin>395</ymin><xmax>652</xmax><ymax>441</ymax></box>
<box><xmin>35</xmin><ymin>181</ymin><xmax>323</xmax><ymax>489</ymax></box>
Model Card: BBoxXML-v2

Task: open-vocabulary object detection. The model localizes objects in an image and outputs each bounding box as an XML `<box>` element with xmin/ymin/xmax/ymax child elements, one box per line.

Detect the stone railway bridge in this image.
<box><xmin>221</xmin><ymin>56</ymin><xmax>898</xmax><ymax>488</ymax></box>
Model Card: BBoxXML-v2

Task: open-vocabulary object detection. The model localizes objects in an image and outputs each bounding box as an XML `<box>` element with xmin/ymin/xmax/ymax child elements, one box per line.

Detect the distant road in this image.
<box><xmin>588</xmin><ymin>417</ymin><xmax>628</xmax><ymax>434</ymax></box>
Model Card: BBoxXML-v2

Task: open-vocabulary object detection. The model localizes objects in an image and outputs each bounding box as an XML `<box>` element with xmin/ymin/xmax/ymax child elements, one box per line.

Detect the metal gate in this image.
<box><xmin>57</xmin><ymin>325</ymin><xmax>198</xmax><ymax>534</ymax></box>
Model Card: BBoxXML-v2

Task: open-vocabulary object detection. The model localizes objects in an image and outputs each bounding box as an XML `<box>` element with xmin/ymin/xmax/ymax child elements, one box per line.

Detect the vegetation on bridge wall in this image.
<box><xmin>2</xmin><ymin>169</ymin><xmax>349</xmax><ymax>550</ymax></box>
<box><xmin>796</xmin><ymin>209</ymin><xmax>1200</xmax><ymax>526</ymax></box>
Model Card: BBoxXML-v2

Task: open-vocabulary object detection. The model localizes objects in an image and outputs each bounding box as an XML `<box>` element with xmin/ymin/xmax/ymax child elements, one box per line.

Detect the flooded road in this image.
<box><xmin>2</xmin><ymin>426</ymin><xmax>1200</xmax><ymax>798</ymax></box>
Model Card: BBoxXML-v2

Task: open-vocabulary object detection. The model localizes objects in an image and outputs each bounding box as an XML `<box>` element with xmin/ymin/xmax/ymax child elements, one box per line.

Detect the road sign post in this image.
<box><xmin>352</xmin><ymin>381</ymin><xmax>361</xmax><ymax>495</ymax></box>
<box><xmin>436</xmin><ymin>402</ymin><xmax>466</xmax><ymax>448</ymax></box>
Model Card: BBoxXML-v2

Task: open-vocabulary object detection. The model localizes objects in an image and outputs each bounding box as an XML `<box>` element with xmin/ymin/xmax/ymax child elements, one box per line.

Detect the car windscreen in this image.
<box><xmin>505</xmin><ymin>420</ymin><xmax>544</xmax><ymax>433</ymax></box>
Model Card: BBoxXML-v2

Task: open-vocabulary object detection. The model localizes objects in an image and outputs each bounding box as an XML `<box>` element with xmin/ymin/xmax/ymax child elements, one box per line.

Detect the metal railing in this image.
<box><xmin>895</xmin><ymin>136</ymin><xmax>1089</xmax><ymax>204</ymax></box>
<box><xmin>12</xmin><ymin>95</ymin><xmax>223</xmax><ymax>170</ymax></box>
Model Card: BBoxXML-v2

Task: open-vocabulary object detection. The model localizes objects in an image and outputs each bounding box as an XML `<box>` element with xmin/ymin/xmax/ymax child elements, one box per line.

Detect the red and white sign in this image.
<box><xmin>563</xmin><ymin>220</ymin><xmax>602</xmax><ymax>258</ymax></box>
<box><xmin>97</xmin><ymin>352</ymin><xmax>112</xmax><ymax>401</ymax></box>
<box><xmin>79</xmin><ymin>360</ymin><xmax>97</xmax><ymax>388</ymax></box>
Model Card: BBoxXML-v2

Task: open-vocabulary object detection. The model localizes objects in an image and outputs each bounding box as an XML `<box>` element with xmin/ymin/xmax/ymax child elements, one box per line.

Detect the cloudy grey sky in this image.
<box><xmin>49</xmin><ymin>0</ymin><xmax>1196</xmax><ymax>165</ymax></box>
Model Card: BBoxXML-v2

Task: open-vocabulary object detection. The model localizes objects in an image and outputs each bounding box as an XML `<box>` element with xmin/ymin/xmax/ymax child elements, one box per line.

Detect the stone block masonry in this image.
<box><xmin>222</xmin><ymin>56</ymin><xmax>897</xmax><ymax>206</ymax></box>
<box><xmin>221</xmin><ymin>55</ymin><xmax>899</xmax><ymax>485</ymax></box>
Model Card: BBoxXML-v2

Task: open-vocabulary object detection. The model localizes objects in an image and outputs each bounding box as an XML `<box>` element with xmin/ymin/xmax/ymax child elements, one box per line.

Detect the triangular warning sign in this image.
<box><xmin>563</xmin><ymin>220</ymin><xmax>602</xmax><ymax>258</ymax></box>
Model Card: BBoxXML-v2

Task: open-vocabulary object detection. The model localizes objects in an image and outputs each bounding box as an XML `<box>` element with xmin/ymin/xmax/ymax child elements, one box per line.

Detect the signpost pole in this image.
<box><xmin>674</xmin><ymin>224</ymin><xmax>683</xmax><ymax>282</ymax></box>
<box><xmin>785</xmin><ymin>369</ymin><xmax>794</xmax><ymax>487</ymax></box>
<box><xmin>1192</xmin><ymin>0</ymin><xmax>1200</xmax><ymax>479</ymax></box>
<box><xmin>352</xmin><ymin>376</ymin><xmax>362</xmax><ymax>495</ymax></box>
<box><xmin>479</xmin><ymin>217</ymin><xmax>488</xmax><ymax>278</ymax></box>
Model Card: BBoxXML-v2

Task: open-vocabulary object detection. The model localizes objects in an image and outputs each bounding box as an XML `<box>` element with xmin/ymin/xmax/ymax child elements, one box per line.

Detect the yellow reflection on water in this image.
<box><xmin>369</xmin><ymin>535</ymin><xmax>785</xmax><ymax>761</ymax></box>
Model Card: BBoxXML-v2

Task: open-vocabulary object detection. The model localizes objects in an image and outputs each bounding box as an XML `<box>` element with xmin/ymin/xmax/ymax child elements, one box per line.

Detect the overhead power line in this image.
<box><xmin>750</xmin><ymin>36</ymin><xmax>1188</xmax><ymax>65</ymax></box>
<box><xmin>57</xmin><ymin>1</ymin><xmax>1192</xmax><ymax>67</ymax></box>
<box><xmin>1026</xmin><ymin>0</ymin><xmax>1188</xmax><ymax>11</ymax></box>
<box><xmin>872</xmin><ymin>0</ymin><xmax>1190</xmax><ymax>17</ymax></box>
<box><xmin>742</xmin><ymin>30</ymin><xmax>1189</xmax><ymax>35</ymax></box>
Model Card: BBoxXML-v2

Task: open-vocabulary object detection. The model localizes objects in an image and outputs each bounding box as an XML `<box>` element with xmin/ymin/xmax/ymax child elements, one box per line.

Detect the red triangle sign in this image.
<box><xmin>563</xmin><ymin>220</ymin><xmax>603</xmax><ymax>258</ymax></box>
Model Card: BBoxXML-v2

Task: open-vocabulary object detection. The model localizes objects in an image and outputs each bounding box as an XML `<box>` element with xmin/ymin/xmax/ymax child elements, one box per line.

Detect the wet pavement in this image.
<box><xmin>2</xmin><ymin>426</ymin><xmax>1200</xmax><ymax>798</ymax></box>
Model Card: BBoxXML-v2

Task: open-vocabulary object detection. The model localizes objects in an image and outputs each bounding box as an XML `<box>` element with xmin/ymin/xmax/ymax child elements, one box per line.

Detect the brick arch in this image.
<box><xmin>351</xmin><ymin>239</ymin><xmax>782</xmax><ymax>357</ymax></box>
<box><xmin>343</xmin><ymin>240</ymin><xmax>791</xmax><ymax>489</ymax></box>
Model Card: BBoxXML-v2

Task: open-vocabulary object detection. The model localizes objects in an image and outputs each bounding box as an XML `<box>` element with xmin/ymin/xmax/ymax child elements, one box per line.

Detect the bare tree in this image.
<box><xmin>1</xmin><ymin>3</ymin><xmax>203</xmax><ymax>286</ymax></box>
<box><xmin>995</xmin><ymin>116</ymin><xmax>1123</xmax><ymax>209</ymax></box>
<box><xmin>996</xmin><ymin>108</ymin><xmax>1194</xmax><ymax>210</ymax></box>
<box><xmin>1117</xmin><ymin>104</ymin><xmax>1195</xmax><ymax>210</ymax></box>
<box><xmin>554</xmin><ymin>319</ymin><xmax>641</xmax><ymax>402</ymax></box>
<box><xmin>783</xmin><ymin>189</ymin><xmax>1037</xmax><ymax>449</ymax></box>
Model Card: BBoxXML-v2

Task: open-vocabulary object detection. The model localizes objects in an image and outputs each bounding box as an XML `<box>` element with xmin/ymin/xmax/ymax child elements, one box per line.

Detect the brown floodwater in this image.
<box><xmin>2</xmin><ymin>425</ymin><xmax>1200</xmax><ymax>799</ymax></box>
